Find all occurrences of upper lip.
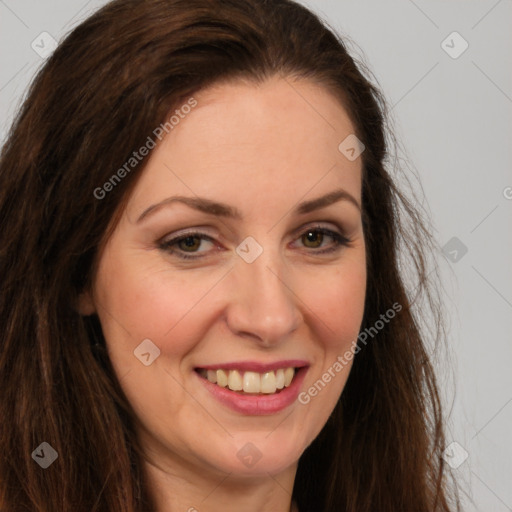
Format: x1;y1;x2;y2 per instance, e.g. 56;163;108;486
196;360;309;373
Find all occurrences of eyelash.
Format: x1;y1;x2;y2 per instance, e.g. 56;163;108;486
159;225;351;261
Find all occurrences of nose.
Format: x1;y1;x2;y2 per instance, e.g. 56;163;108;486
225;246;303;346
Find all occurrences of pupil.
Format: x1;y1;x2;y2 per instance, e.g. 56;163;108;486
305;230;322;247
182;236;199;250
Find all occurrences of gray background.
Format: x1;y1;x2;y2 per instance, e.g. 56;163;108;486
1;1;511;510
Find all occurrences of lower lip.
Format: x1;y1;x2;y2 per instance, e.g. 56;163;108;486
196;367;308;415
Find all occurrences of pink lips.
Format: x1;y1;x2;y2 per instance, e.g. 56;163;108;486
194;362;309;415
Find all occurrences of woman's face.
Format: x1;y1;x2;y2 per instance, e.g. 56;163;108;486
83;76;366;481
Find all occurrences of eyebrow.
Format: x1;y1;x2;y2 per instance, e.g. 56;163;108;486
136;188;361;223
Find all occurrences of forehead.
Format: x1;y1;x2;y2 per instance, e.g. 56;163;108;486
180;76;357;154
127;76;362;215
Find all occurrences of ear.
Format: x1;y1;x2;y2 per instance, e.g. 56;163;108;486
76;289;96;316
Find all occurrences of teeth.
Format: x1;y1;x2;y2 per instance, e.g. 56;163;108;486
228;370;243;391
216;369;228;387
275;369;285;389
260;371;276;394
202;367;297;394
284;367;294;387
243;371;261;393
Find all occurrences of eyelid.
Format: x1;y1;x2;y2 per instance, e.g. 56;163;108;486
158;222;351;261
289;224;351;251
158;230;219;253
291;219;344;237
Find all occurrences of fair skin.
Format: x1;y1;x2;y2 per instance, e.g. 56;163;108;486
80;76;366;512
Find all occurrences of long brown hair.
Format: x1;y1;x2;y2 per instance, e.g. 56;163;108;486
0;0;459;510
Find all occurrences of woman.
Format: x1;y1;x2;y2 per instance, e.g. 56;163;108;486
0;0;460;510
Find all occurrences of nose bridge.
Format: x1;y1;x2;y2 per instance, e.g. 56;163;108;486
227;238;302;344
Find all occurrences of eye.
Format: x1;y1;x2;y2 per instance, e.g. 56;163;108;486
159;225;351;260
159;232;217;260
292;226;351;254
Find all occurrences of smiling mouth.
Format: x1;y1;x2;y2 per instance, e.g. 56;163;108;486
195;367;297;395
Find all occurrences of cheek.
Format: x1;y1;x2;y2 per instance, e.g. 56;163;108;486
299;259;366;350
92;253;213;427
296;263;365;425
93;249;219;369
95;231;366;362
